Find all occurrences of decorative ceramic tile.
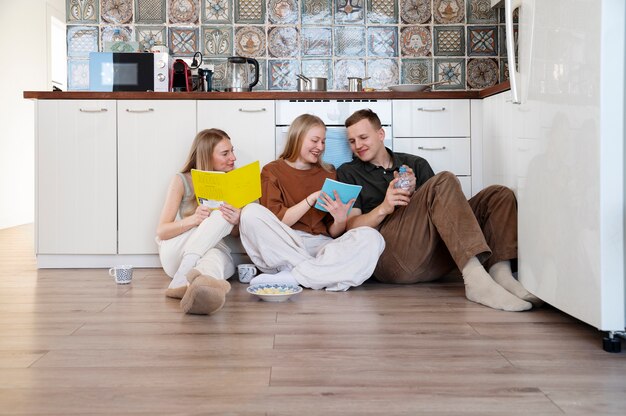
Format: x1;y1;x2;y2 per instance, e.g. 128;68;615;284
433;25;464;56
135;0;166;24
499;24;518;57
467;0;497;24
101;0;133;24
433;0;465;24
400;26;431;57
203;58;227;90
301;27;332;57
68;0;98;23
302;0;332;24
401;58;431;84
169;0;200;24
202;26;233;57
67;59;90;90
335;0;364;24
169;27;199;56
367;27;398;58
104;41;140;52
499;6;519;23
367;59;399;89
101;26;133;47
234;26;266;57
466;58;498;89
136;26;166;52
268;59;299;90
235;0;265;23
434;58;465;89
468;26;497;56
400;0;431;24
67;26;99;57
500;58;509;81
334;26;365;56
202;0;231;23
268;27;299;58
268;0;298;24
367;0;397;24
302;59;332;85
333;59;365;90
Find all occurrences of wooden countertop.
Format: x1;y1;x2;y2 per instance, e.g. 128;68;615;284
24;81;510;100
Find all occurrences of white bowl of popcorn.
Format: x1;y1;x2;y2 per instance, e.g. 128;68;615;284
246;284;303;302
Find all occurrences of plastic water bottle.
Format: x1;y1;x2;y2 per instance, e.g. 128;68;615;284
394;166;411;190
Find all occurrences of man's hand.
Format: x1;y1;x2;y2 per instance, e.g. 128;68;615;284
379;178;412;216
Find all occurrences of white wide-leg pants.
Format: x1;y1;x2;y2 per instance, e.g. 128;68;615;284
239;203;385;291
156;210;235;280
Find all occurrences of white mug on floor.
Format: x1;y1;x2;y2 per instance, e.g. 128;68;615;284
109;265;133;284
237;264;257;283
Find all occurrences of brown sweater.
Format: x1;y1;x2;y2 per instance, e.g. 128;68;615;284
260;160;336;236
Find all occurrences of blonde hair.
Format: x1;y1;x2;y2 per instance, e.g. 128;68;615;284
181;128;231;173
180;128;231;217
279;114;332;171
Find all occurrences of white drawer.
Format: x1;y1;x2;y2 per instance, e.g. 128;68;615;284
393;137;471;176
393;100;470;137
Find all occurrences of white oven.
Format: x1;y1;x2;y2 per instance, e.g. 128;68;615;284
275;99;392;168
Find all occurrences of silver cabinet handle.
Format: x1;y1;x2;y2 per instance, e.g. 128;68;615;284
79;108;108;113
125;108;154;113
238;108;267;113
418;146;447;151
417;107;446;112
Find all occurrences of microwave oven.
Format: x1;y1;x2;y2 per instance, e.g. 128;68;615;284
88;52;172;92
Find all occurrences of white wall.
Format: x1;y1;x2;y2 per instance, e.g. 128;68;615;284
0;0;64;229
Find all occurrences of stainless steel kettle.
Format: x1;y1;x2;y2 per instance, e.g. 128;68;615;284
224;56;259;92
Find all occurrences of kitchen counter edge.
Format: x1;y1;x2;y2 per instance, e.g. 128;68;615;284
24;82;509;100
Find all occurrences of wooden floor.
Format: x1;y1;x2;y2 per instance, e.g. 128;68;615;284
0;224;625;415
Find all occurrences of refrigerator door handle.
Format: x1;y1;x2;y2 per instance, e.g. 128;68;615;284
505;0;522;104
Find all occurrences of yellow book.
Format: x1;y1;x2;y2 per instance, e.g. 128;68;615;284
190;161;261;209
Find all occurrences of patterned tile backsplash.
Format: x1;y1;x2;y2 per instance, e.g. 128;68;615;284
66;0;515;91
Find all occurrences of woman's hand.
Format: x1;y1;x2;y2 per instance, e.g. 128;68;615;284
305;191;321;208
218;203;241;225
190;204;211;226
318;190;354;222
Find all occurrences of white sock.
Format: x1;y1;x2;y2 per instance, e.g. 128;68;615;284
169;253;200;289
249;270;299;287
462;257;532;312
489;261;543;306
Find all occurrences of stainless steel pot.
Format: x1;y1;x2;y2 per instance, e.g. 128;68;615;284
348;77;370;92
297;74;327;91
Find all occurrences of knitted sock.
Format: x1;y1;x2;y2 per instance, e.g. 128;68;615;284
462;257;532;312
489;261;543;306
249;270;299;287
169;253;200;289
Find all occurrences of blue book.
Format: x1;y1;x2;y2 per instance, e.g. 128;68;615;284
314;178;362;214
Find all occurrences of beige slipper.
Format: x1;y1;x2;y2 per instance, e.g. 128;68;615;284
180;274;231;315
165;285;187;299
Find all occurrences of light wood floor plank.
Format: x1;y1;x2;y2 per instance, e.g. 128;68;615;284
0;224;625;415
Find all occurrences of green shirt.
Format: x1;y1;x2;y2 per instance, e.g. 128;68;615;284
336;148;434;214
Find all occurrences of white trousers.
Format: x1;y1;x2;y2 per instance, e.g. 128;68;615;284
156;210;235;280
239;203;385;291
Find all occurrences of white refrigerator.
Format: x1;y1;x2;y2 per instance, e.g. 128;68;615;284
503;0;625;338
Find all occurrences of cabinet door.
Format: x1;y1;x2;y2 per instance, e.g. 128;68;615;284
117;101;196;254
394;137;472;198
393;100;470;137
197;101;275;168
36;100;117;254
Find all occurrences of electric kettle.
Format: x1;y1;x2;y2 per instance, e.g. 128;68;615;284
224;56;259;92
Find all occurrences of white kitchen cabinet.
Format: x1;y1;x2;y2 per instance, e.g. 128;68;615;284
36;100;117;254
392;99;473;197
197;100;275;169
117;100;197;254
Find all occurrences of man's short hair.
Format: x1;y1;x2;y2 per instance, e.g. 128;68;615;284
345;108;382;130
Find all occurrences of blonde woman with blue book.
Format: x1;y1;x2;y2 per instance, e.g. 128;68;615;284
239;114;385;291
